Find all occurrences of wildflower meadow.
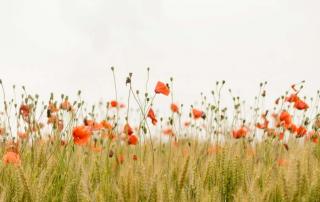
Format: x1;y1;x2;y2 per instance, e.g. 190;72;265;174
0;68;320;202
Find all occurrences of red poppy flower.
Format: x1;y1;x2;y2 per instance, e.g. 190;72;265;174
147;108;157;125
279;132;285;140
232;127;248;139
110;100;118;108
313;137;318;144
294;99;309;110
72;125;91;145
17;131;28;140
128;135;138;145
279;111;292;126
289;124;298;133
285;94;299;103
3;151;21;166
124;123;133;136
192;108;205;119
19;104;30;119
101;120;113;130
91;122;103;131
60;100;72;111
163;128;174;136
170;103;179;113
296;126;307;137
277;158;288;167
0;127;6;136
256;113;269;129
154;81;170;96
102;131;116;140
306;131;318;143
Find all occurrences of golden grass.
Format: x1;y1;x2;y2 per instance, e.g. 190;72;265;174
0;138;320;202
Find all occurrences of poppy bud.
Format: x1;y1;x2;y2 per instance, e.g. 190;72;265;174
126;77;131;85
108;150;114;158
132;154;138;161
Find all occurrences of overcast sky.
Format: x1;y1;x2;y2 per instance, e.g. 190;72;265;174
0;0;320;109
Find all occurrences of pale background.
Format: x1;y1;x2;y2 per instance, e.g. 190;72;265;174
1;0;319;111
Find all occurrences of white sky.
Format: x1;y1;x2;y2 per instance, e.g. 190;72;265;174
0;0;320;110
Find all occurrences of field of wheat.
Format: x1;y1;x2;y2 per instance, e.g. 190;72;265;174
0;68;320;202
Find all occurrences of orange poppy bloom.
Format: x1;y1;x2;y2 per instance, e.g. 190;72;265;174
163;128;174;136
306;131;318;143
172;140;179;147
154;81;170;96
72;125;91;145
83;120;102;131
91;122;104;131
110;100;118;108
48;102;59;113
170;103;179;113
232;127;248;139
124;123;133;136
117;154;125;164
285;94;299;103
279;132;285;140
294;99;309;110
0;127;5;136
296;126;307;137
102;132;116;140
288;124;298;133
192;108;205;119
17;131;28;140
119;103;126;108
128;134;138;145
60;100;72;111
3;151;21;166
313;138;319;144
147;108;157;125
184;121;191;127
19;104;30;119
101;120;113;130
279;111;292;126
256;113;269;129
277;158;288;167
